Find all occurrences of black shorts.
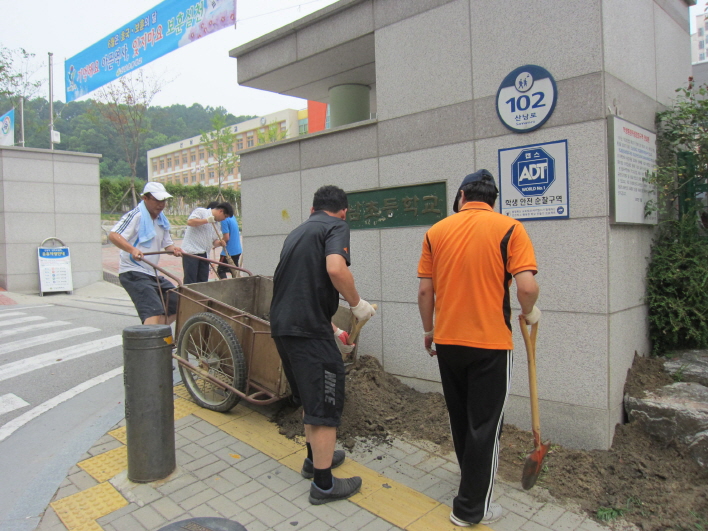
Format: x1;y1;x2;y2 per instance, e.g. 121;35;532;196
119;270;179;323
274;336;345;427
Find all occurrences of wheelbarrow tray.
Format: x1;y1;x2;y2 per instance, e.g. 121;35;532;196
174;275;287;402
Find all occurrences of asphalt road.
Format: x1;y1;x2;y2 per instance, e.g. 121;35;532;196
0;297;171;531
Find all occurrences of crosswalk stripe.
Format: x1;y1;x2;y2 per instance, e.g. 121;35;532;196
0;327;100;356
0;305;52;313
0;335;122;383
0;367;123;443
0;311;26;319
0;393;30;415
0;316;46;329
0;321;69;339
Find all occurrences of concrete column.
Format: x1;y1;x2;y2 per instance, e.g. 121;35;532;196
329;84;370;127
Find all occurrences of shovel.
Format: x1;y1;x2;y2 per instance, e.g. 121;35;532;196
347;304;378;345
518;316;550;490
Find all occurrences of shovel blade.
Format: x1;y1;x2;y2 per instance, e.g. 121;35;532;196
521;441;551;490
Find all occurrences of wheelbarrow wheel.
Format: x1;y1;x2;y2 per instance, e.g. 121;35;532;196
177;312;246;412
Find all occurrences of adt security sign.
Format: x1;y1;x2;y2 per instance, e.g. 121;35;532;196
512;148;555;196
499;140;569;221
496;65;557;133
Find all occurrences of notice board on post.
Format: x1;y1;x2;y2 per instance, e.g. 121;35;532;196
608;116;657;225
38;238;73;295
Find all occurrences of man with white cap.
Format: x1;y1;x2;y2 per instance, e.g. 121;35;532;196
109;182;183;324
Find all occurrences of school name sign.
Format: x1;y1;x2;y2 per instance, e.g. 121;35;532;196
65;0;236;102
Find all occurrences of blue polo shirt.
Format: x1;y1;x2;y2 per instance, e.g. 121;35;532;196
220;216;242;256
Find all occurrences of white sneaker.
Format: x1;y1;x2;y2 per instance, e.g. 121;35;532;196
449;504;503;526
481;503;503;524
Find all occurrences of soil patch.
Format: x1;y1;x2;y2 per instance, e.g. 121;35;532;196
275;355;453;452
273;355;708;530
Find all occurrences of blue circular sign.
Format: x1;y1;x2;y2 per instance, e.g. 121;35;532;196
496;65;558;133
511;147;556;196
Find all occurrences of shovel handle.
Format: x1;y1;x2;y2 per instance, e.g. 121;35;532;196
519;317;542;449
347;304;378;345
211;221;237;268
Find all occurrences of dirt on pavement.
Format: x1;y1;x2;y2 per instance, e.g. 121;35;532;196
274;355;708;530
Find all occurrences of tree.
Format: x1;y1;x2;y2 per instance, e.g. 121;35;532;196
645;78;708;355
257;120;288;145
93;71;166;206
199;113;238;200
0;45;43;100
0;45;44;147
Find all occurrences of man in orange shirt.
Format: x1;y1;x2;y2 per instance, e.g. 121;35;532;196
417;169;540;526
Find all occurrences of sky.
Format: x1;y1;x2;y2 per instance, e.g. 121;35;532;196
0;0;339;117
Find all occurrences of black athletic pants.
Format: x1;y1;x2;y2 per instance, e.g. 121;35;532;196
182;253;209;285
436;345;512;524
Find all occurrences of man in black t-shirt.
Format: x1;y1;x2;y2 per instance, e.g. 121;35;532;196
271;185;376;505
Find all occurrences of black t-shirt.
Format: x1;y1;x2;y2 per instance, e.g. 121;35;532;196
270;211;351;338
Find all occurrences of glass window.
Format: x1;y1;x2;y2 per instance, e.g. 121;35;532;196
182;156;188;164
700;40;705;50
247;138;254;147
209;171;214;179
167;159;172;168
183;176;188;184
190;154;196;161
159;161;164;169
152;164;157;172
701;53;706;61
199;152;205;160
700;28;705;37
237;140;243;150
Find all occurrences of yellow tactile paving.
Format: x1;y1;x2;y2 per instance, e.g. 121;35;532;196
173;384;191;400
355;476;440;529
51;482;127;529
219;410;303;460
173;397;202;419
407;503;494;531
278;448;308;472
108;426;126;445
194;402;253;426
78;446;127;482
72;520;105;531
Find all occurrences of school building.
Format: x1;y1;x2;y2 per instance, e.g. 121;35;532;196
228;0;694;450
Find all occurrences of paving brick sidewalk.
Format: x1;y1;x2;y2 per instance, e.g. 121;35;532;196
35;388;608;531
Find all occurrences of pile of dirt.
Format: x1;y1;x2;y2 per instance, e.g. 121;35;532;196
275;355;453;451
273;355;708;530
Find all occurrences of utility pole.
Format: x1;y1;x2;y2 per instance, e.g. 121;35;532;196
48;52;54;150
19;96;24;147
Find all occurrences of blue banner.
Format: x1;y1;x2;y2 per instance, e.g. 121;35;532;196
0;109;14;146
65;0;235;102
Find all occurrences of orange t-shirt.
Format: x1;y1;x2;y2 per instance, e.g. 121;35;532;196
417;202;537;350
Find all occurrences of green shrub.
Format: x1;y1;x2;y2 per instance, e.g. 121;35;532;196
646;215;708;355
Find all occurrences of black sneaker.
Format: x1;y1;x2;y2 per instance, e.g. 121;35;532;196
301;449;346;479
309;476;362;505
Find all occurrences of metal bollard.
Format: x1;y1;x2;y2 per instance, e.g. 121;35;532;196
123;324;176;483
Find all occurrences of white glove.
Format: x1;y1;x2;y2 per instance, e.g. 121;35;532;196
521;305;541;325
351;298;376;321
206;215;215;223
334;328;355;354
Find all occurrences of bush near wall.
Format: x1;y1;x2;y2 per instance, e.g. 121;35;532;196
646;216;708;355
100;178;241;218
647;81;708;355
